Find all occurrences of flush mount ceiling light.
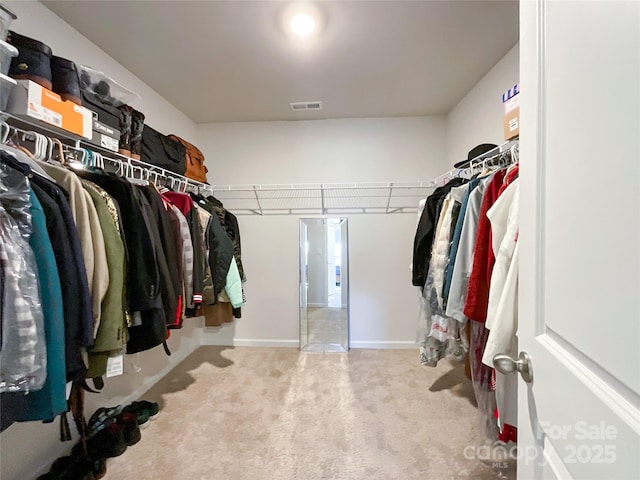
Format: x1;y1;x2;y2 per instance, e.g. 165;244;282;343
281;3;323;43
290;13;315;37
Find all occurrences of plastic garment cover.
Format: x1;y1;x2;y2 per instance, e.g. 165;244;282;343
418;189;468;367
469;319;499;439
0;160;47;393
418;264;467;367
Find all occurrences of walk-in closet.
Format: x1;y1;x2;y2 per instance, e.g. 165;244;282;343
0;1;638;479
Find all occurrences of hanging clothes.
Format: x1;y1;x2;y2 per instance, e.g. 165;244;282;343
412;178;467;289
463;168;516;323
78;172;166;354
138;185;181;330
0;157;47;394
206;205;235;302
81;180;129;378
418;183;468;366
161;190;204;311
39;161;109;339
29;173;93;381
413;146;520;443
482;178;520;443
445;176;491;322
202;197;246;317
18;189;67;421
194;204;215;307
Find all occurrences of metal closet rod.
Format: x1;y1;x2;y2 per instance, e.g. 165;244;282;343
0;118;213;194
430;138;519;187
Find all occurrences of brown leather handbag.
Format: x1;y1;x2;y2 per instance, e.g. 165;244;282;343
168;134;208;183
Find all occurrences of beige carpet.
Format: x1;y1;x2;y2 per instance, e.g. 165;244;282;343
103;347;515;480
305;307;348;345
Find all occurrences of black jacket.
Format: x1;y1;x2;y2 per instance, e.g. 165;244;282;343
29;172;93;381
412;178;467;288
139;186;181;328
206;211;235;302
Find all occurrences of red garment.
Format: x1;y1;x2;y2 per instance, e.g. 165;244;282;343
499;423;518;443
464;169;507;323
161;191;194;217
464;167;519;323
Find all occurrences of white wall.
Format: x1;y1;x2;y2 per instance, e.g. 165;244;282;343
447;43;519;166
197;117;449;348
0;3;203;479
2;0;197;141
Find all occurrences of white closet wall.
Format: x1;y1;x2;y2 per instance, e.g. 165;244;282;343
2;1;198;140
0;3;203;480
196;117;450;347
447;43;519;166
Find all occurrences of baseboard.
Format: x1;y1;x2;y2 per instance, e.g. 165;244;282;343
307;303;327;308
349;341;417;350
200;333;299;348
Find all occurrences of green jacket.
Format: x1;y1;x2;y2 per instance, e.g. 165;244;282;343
82;181;129;378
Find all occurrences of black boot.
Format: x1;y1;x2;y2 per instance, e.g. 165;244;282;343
130;109;145;160
51;56;82;105
7;30;52;90
118;105;133;157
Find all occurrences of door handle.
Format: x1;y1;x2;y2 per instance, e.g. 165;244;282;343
493;352;534;384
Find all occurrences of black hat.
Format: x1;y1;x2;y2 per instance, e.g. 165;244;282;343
454;143;498;169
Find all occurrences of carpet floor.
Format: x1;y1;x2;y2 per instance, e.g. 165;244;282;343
103;347;515;480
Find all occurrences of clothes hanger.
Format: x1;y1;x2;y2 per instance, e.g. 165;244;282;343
127;164;149;186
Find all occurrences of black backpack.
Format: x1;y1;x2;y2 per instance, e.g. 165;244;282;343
141;124;186;175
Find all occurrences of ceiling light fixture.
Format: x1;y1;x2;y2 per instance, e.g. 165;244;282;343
290;13;316;37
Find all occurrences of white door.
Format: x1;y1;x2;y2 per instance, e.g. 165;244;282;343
516;1;640;479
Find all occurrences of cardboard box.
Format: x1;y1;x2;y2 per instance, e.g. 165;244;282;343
87;118;120;152
93;118;120;140
6;80;92;139
90;130;119;152
502;83;520;140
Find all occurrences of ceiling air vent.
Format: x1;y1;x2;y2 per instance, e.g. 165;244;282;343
290;101;323;111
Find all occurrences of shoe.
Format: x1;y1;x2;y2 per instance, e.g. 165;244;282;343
7;30;52;90
87;405;122;436
50;56;82;105
83;423;128;458
37;455;98;480
122;400;159;424
130;109;145;160
118;105;133;157
116;412;142;445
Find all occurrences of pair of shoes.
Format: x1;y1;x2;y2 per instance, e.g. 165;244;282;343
37;454;106;480
87;405;122;437
75;423;127;459
74;411;142;460
7;30;82;105
118;106;145;159
122;400;159;425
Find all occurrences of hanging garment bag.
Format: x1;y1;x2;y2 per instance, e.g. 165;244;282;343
141;125;186;175
168;134;208;183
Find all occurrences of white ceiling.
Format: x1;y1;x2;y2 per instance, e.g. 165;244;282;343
43;0;518;124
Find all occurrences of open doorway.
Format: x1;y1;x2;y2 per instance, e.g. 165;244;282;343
299;218;349;352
